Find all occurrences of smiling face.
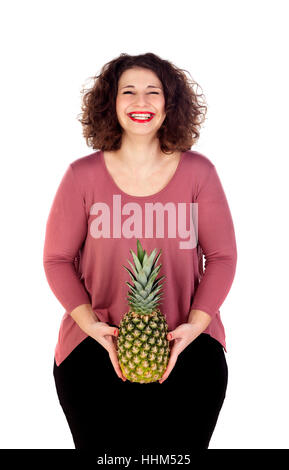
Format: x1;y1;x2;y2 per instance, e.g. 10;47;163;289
116;67;166;136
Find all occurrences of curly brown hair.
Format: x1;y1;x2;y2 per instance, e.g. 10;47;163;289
77;52;207;154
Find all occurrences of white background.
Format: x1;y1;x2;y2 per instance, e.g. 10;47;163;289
0;0;288;450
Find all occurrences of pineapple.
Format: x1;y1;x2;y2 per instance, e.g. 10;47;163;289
117;239;170;383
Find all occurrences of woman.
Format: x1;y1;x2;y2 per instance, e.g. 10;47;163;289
43;52;237;451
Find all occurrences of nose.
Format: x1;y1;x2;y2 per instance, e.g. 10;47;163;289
132;94;151;107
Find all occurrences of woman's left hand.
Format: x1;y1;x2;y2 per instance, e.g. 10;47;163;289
159;322;204;384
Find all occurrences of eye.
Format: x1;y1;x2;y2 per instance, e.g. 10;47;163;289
122;91;159;95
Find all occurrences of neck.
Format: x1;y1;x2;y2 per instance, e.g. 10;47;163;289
114;136;171;173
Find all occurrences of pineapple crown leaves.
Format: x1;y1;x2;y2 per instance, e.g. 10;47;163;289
123;239;166;304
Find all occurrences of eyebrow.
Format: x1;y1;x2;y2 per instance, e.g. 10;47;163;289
120;85;162;90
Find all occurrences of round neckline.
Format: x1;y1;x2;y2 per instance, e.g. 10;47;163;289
100;149;185;199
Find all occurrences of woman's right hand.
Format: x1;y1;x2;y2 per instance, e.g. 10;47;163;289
89;321;126;382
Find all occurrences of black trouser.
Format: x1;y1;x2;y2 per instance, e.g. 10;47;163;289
53;332;228;451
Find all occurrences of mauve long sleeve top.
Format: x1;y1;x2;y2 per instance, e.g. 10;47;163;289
43;149;237;366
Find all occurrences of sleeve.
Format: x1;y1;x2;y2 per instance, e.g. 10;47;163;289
190;164;237;318
43;163;91;314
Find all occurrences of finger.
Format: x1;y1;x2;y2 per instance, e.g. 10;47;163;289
167;331;174;341
167;329;179;341
160;339;188;383
108;326;119;337
108;345;127;381
97;337;126;381
159;350;179;383
102;327;119;351
112;328;119;349
167;324;188;342
104;332;118;347
99;324;119;338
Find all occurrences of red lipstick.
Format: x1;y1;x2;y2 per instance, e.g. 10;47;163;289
128;112;155;123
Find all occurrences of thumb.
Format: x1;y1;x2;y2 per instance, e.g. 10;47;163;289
167;330;175;341
111;327;119;337
167;325;183;341
100;326;119;350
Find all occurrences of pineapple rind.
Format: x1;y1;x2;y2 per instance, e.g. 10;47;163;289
117;308;169;383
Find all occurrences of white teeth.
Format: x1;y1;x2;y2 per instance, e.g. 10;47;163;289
130;114;152;119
